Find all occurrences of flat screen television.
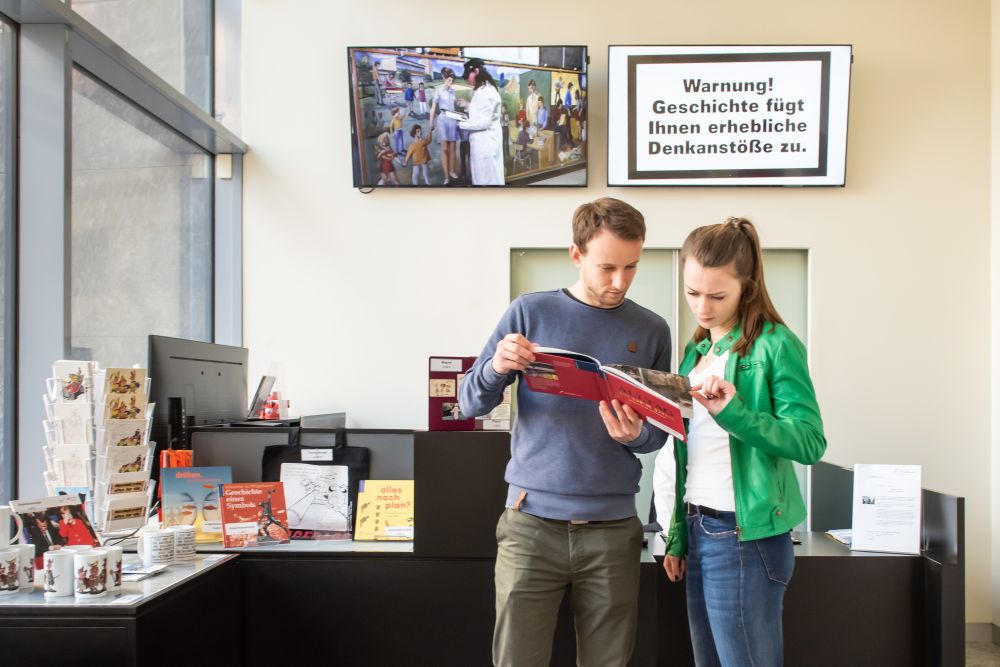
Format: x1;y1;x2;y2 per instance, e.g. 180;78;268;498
147;335;249;449
608;45;852;186
348;46;588;188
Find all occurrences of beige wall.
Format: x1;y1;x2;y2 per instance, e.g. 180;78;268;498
992;0;1000;631
243;0;992;620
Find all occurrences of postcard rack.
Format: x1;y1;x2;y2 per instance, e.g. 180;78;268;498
44;361;157;537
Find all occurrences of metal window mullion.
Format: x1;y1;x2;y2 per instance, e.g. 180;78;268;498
17;23;71;500
1;16;16;503
214;153;241;347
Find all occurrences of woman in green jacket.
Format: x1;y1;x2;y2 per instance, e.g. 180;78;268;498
659;217;826;667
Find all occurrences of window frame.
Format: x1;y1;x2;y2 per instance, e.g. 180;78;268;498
0;13;16;503
7;0;244;500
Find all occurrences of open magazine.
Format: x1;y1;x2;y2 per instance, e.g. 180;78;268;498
523;347;693;440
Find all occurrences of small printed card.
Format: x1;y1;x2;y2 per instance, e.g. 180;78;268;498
100;445;151;477
52;403;93;445
51;360;93;403
100;419;148;450
103;368;148;401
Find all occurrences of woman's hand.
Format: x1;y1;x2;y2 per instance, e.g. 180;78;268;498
598;399;644;444
691;375;737;416
664;555;686;582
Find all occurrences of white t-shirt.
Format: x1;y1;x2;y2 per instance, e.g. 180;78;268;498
684;351;736;511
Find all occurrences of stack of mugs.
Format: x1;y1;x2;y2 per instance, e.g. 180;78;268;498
0;505;198;600
40;545;124;599
136;525;197;568
0;505;30;596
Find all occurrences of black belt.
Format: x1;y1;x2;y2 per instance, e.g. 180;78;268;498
686;503;728;518
522;511;625;525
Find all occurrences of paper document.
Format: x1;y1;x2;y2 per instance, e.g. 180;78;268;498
850;464;921;554
824;529;852;546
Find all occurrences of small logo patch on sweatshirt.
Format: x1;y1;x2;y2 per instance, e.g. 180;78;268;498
627;342;638;353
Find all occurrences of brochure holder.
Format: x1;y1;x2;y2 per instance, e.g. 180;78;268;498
41;362;157;535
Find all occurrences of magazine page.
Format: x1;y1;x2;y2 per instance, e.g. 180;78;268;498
604;365;693;418
524;348;606;401
602;369;688;441
532;347;601;366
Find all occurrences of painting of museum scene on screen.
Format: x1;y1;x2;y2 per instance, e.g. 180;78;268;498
349;46;588;188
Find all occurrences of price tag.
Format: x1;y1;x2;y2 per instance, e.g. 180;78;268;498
301;449;333;462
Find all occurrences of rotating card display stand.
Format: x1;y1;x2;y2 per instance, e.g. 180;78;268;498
43;361;157;540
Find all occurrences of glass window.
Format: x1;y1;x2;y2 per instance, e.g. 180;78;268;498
214;0;241;134
71;0;212;112
71;68;212;367
0;18;13;503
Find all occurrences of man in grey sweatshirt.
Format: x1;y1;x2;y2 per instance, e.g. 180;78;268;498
459;197;671;667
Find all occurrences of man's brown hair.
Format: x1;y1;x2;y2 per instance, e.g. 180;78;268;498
571;198;645;252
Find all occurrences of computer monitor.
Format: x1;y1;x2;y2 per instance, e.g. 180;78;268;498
147;335;250;448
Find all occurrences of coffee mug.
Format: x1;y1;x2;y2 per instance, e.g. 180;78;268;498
102;545;123;591
74;550;107;598
0;506;24;545
136;528;174;567
16;543;34;590
43;549;75;598
0;547;20;594
167;525;196;561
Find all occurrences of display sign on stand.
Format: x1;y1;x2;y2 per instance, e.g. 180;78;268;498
850;463;922;555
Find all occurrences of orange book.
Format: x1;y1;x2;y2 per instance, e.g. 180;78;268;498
219;482;290;548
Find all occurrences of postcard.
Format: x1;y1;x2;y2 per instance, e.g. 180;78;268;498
10;494;100;551
103;367;148;399
100;418;148;451
428;379;456;397
103;394;147;421
100;445;151;477
52;403;93;445
51;360;93;403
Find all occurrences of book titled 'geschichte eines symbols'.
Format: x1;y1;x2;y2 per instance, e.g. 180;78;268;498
219;482;291;548
523;348;693;440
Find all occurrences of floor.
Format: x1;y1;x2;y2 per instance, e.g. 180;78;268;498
968;641;1000;666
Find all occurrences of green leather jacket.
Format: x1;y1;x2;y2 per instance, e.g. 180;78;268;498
664;322;826;557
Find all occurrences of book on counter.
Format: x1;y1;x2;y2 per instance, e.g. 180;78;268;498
523;347;693;440
160;466;232;543
824;529;852;546
219;482;291;548
354;480;414;541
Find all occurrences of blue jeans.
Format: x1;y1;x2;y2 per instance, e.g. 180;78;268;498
685;511;794;667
